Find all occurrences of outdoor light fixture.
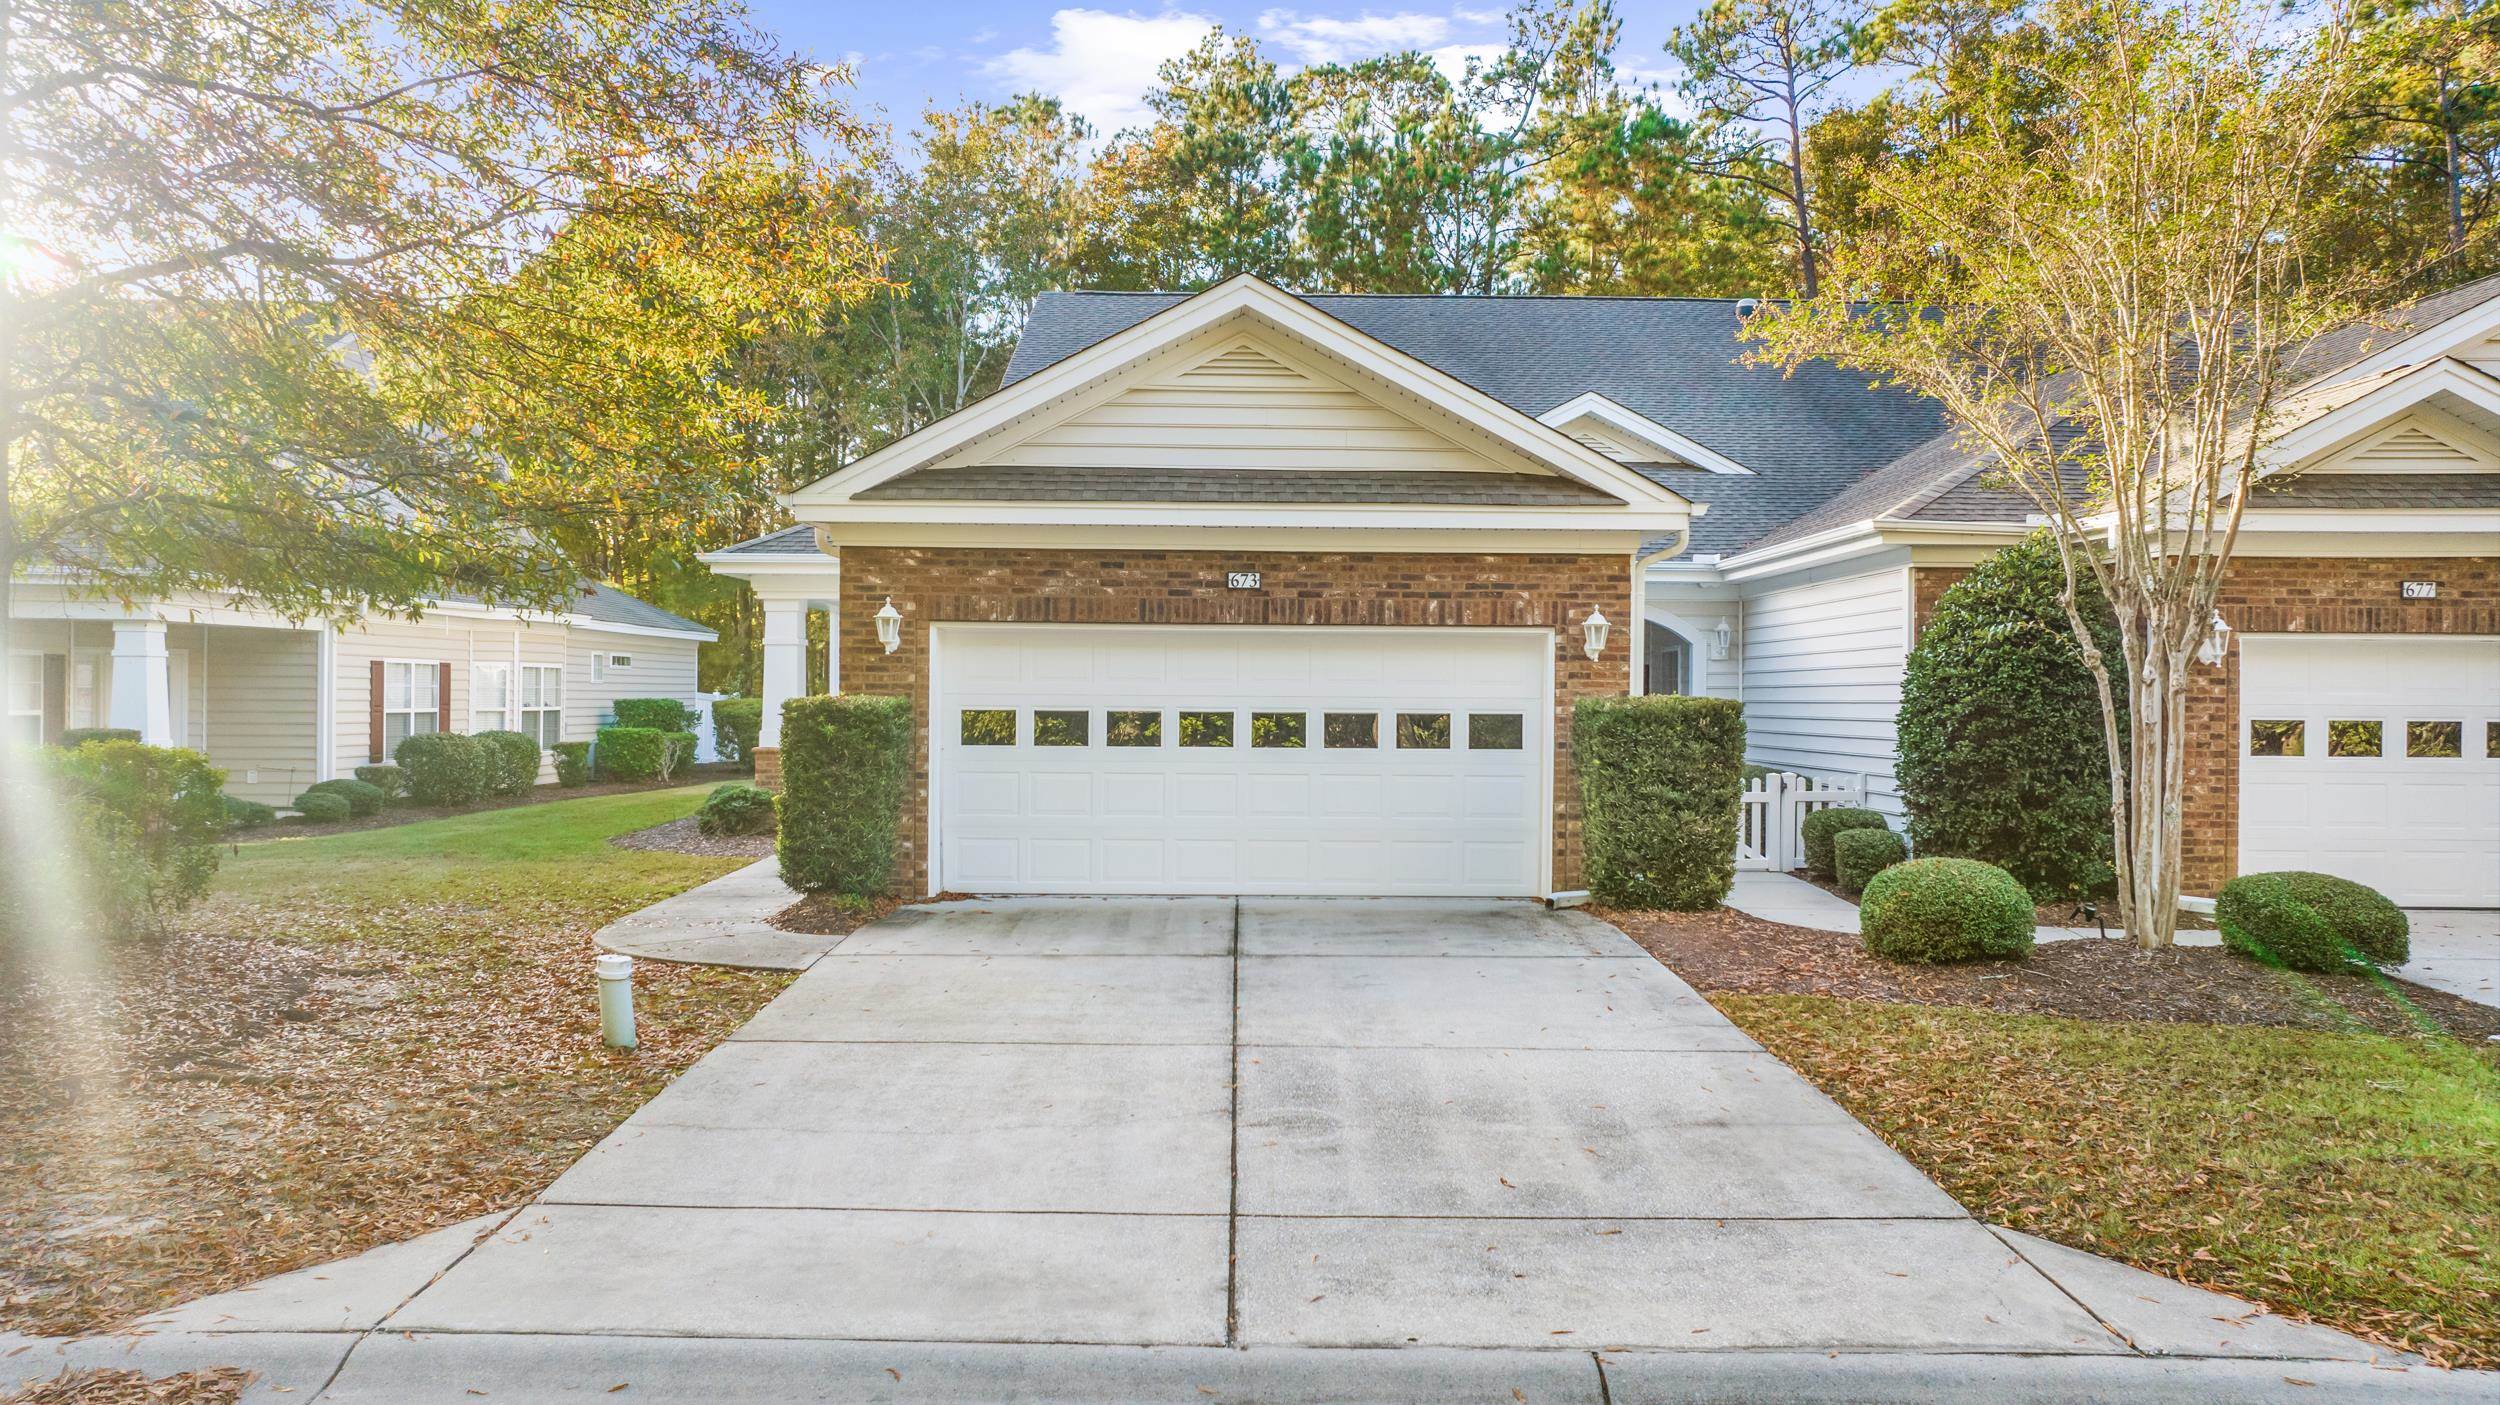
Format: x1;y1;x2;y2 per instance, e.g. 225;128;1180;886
1581;608;1610;662
874;597;903;655
2194;611;2233;667
1711;618;1733;660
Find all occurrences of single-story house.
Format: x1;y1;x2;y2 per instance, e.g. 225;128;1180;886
5;575;713;803
703;274;2500;906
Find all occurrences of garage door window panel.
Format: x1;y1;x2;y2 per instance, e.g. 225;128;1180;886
1179;711;1234;747
961;709;1017;746
1324;713;1378;749
1469;713;1525;750
1251;712;1305;748
1034;710;1089;746
2406;721;2462;758
2248;720;2304;757
1106;710;1162;747
2327;721;2382;758
1397;713;1452;749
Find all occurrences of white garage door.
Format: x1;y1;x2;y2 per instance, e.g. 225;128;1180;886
2239;635;2500;907
932;625;1550;896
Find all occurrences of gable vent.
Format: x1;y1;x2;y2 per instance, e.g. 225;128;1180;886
2353;426;2476;464
1177;345;1310;387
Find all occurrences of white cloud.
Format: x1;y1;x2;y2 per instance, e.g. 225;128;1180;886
1255;9;1455;65
985;8;1219;137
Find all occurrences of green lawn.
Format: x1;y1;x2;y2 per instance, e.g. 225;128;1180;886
208;785;744;958
1722;994;2500;1368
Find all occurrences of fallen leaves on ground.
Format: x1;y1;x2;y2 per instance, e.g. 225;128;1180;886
2;1368;250;1405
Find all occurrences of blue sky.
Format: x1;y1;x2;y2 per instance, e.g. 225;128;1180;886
746;3;1706;141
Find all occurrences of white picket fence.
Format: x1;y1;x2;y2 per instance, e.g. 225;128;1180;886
1737;770;1864;872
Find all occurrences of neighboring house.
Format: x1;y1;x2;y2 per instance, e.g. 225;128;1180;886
6;575;714;803
704;274;2500;906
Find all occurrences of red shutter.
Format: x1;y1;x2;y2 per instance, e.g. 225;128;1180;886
437;662;453;732
369;660;386;762
42;655;67;746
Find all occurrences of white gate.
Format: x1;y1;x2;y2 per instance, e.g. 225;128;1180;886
1737;770;1864;872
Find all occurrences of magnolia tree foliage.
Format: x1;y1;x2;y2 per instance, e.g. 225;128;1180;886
1752;0;2375;948
0;0;882;671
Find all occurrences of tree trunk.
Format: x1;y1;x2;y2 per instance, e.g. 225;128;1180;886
2111;633;2189;949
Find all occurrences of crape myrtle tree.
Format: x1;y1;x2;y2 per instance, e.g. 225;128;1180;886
1751;0;2377;949
0;0;882;680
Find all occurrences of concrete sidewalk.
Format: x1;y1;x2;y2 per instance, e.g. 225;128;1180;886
12;895;2489;1403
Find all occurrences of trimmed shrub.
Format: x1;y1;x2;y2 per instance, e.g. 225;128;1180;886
1834;826;1908;896
713;698;764;767
552;741;592;787
697;782;778;836
293;791;351;823
596;726;665;781
2217;871;2409;972
59;727;142;749
1898;532;2125;902
394;731;491;807
1572;695;1747;910
1800;807;1889;881
662;730;698;781
353;763;406;803
779;695;913;897
220;794;278;829
304;777;385;818
1861;858;2036;963
612;697;695;733
42;741;227;934
474;729;541;797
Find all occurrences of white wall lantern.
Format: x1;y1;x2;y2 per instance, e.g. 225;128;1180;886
1580;608;1610;662
874;597;903;655
1711;618;1733;661
2194;611;2233;667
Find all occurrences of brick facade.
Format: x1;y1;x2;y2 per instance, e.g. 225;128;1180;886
1909;565;1973;642
2183;555;2500;894
833;546;1635;896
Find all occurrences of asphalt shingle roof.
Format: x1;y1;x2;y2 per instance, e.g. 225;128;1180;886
854;465;1622;506
707;524;823;557
1001;291;1951;559
574;583;711;635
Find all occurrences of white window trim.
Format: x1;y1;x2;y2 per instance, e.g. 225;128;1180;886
521;663;564;746
6;650;43;745
472;660;511;733
381;658;443;756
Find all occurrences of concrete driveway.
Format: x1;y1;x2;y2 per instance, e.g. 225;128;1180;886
25;895;2484;1402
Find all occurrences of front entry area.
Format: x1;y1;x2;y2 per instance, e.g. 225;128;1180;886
2238;635;2500;907
931;625;1552;896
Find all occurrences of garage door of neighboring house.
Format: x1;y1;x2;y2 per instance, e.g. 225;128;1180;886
2238;635;2500;907
931;625;1551;896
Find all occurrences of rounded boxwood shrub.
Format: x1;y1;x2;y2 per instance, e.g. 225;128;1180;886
2216;871;2409;972
1572;695;1747;910
293;790;351;824
353;763;406;803
394;732;491;807
779;695;913;896
38;741;227;934
712;698;763;767
552;741;592;787
1800;807;1889;881
1834;825;1908;895
220;793;278;829
697;782;778;836
612;698;695;733
596;726;665;781
1860;857;2036;963
474;729;541;797
1898;532;2124;902
305;777;385;817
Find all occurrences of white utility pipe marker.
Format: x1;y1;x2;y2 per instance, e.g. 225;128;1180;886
596;953;636;1050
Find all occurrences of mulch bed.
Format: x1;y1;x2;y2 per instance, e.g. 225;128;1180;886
769;892;911;938
1602;905;2500;1042
1785;868;2213;931
245;767;747;840
609;816;775;859
3;1369;250;1405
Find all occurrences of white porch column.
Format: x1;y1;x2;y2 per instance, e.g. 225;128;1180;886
758;598;808;750
107;619;175;745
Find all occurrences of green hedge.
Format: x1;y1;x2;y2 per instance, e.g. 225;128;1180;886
1800;807;1889;881
1571;695;1745;910
220;794;277;829
59;727;142;749
352;763;405;802
474;729;541;797
662;730;698;781
778;695;913;897
304;777;385;817
552;741;592;787
595;726;665;781
1860;857;2035;963
697;782;778;836
2217;871;2409;972
42;741;227;934
613;697;694;733
394;732;491;806
1898;532;2124;901
294;791;351;824
712;698;764;767
1834;826;1907;895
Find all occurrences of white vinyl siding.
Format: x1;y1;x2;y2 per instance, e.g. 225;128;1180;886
568;633;699;740
2312;414;2497;474
1739;566;1913;817
973;337;1515;474
201;626;319;802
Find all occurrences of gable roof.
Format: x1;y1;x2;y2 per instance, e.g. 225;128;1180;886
1004;291;1947;557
